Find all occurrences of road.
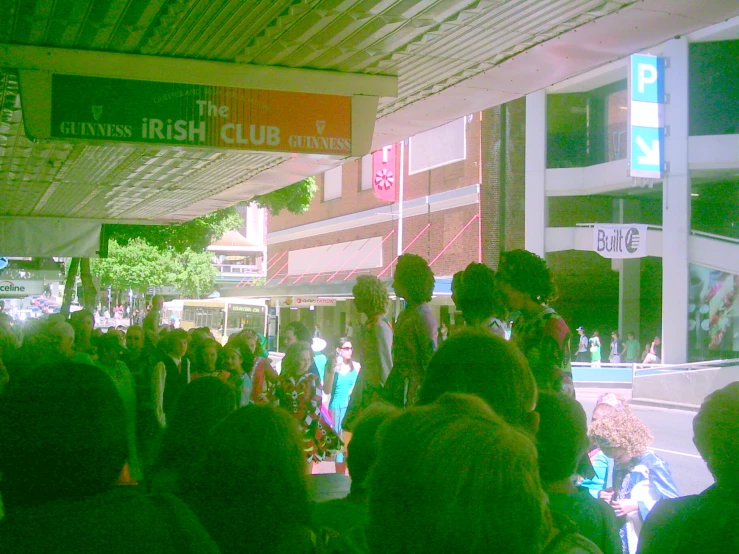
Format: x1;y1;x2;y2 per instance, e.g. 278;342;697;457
578;388;713;496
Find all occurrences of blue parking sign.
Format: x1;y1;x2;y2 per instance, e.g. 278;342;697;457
631;126;664;177
631;55;664;104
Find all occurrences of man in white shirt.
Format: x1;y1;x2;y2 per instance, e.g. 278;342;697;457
575;327;589;363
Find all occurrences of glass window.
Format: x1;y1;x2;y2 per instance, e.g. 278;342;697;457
408;118;466;174
690;40;739;136
323;166;342;201
360;155;373;190
605;89;628;162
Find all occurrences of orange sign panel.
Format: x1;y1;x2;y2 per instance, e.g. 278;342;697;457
51;75;352;155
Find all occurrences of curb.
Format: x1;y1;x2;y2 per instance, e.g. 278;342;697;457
629;397;700;412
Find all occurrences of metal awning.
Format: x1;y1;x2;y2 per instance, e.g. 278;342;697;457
1;1;737;226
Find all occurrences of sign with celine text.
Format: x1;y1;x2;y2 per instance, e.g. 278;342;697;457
0;279;45;297
629;54;665;179
593;224;648;259
50;75;352;155
372;144;397;202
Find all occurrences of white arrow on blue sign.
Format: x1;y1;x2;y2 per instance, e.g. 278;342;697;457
631;126;664;177
0;257;8;270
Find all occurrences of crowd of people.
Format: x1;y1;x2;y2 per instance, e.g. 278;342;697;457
0;249;736;554
574;327;663;365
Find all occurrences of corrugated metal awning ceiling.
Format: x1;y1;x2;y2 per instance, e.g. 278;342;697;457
1;0;738;222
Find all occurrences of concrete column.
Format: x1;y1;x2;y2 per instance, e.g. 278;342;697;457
525;90;548;257
661;37;691;364
615;199;641;338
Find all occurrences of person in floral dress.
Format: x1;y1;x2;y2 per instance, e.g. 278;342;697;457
496;249;575;397
277;341;341;464
384;254;438;408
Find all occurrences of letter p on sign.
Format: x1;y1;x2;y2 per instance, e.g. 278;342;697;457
630;54;664;104
638;64;658;93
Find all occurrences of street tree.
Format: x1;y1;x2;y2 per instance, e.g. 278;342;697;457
247;176;316;215
106;206;244;252
174;249;218;298
90;239;178;295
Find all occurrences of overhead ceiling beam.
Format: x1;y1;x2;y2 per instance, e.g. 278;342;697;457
0;44;397;98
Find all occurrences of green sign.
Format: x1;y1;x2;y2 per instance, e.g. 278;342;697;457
50;74;352;155
230;305;262;313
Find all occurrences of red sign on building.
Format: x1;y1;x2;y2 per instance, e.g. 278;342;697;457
372;144;396;202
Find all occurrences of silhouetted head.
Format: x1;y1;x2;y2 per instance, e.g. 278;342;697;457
368;393;548;554
420;329;538;433
693;382;739;486
496;250;555;311
535;392;590;484
353;275;390;317
0;362;127;510
346;403;398;491
156;377;237;475
184;404;309;553
393;254;435;304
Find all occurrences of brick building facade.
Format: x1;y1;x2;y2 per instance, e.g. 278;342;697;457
267;114;484;285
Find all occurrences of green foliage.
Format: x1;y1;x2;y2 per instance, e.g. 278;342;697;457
174;249;217;298
91;239;218;299
248;177;317;215
106;206;243;253
91;239;178;294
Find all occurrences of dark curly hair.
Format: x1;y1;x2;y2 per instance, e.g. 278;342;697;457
496;250;556;304
394;254;435;304
353;275;389;317
457;262;505;325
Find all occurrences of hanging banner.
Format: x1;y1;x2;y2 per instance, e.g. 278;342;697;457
372;144;396;202
48;74;352;155
593;224;648;259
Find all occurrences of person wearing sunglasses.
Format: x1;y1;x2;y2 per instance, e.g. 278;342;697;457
325;337;361;474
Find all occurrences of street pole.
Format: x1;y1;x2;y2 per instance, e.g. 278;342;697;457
397;140;405;260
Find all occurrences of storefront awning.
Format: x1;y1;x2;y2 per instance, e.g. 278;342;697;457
221;277;453;300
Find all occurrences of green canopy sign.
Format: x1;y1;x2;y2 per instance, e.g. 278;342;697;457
49;74;352;155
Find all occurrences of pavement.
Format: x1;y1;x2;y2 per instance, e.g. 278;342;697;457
577;387;713;497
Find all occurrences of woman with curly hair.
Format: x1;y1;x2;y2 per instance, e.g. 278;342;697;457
343;275;394;432
277;341;342;465
496;249;574;396
589;412;679;554
385;254;437;408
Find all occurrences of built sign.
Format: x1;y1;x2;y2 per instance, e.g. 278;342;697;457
48;75;352;156
629;54;665;179
0;279;45;297
594;224;648;259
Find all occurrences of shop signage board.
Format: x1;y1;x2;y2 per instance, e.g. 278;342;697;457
49;75;352;155
629;54;665;178
593;224;648;259
372;144;396;202
284;296;337;307
0;279;45;297
230;305;263;314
